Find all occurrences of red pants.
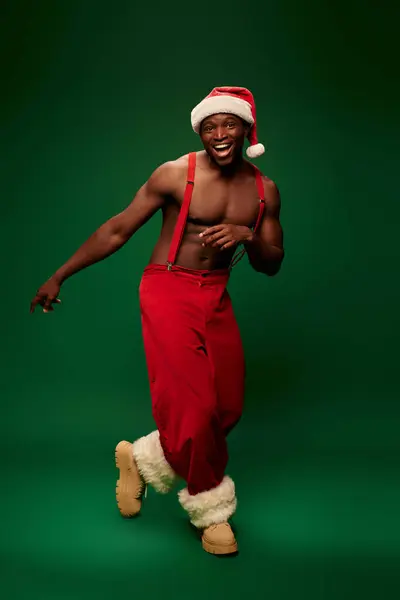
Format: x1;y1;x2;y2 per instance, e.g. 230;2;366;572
139;263;245;495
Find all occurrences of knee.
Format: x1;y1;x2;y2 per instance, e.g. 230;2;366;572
186;405;220;443
222;408;242;435
166;405;220;457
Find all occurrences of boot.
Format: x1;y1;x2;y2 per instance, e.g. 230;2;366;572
178;476;238;555
202;522;238;555
115;431;177;517
115;440;145;517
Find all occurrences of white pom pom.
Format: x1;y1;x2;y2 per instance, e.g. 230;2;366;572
246;143;265;158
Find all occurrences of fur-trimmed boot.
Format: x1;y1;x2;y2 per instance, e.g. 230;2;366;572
178;476;238;555
115;431;177;517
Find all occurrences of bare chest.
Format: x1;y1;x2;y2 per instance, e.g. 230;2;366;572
177;171;261;228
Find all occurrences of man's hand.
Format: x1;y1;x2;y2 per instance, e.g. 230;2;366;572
30;277;62;314
199;224;253;251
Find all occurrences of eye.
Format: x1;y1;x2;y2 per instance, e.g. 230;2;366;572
226;122;236;128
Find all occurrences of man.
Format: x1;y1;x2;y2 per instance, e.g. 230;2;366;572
30;86;284;556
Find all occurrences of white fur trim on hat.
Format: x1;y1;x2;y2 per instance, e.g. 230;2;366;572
246;143;265;158
132;430;177;494
178;475;237;529
191;96;254;133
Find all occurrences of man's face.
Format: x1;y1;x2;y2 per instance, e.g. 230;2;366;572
199;113;249;166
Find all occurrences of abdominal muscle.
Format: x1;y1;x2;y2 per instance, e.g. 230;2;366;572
148;221;237;271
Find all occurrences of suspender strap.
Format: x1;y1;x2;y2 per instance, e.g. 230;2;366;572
253;167;266;233
230;165;266;268
167;155;264;270
166;152;197;269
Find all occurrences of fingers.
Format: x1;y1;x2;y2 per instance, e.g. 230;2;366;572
43;296;61;313
210;235;234;248
199;225;237;250
42;298;52;313
199;224;248;250
199;225;225;239
220;240;237;250
200;229;237;249
30;296;40;313
30;295;61;314
220;238;237;250
200;230;228;246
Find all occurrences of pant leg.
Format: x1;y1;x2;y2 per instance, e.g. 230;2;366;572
205;287;245;436
139;268;228;495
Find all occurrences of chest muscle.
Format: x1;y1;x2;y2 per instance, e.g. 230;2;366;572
183;175;260;227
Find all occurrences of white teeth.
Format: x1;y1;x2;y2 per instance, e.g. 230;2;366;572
214;144;230;150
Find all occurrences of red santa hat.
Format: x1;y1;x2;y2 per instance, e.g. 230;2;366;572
191;86;265;158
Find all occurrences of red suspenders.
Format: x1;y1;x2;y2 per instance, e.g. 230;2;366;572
253;167;266;231
166;151;265;270
166;152;197;270
230;165;265;268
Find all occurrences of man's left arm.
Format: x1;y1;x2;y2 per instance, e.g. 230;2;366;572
244;179;284;276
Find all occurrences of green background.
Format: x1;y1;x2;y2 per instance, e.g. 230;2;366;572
1;1;399;598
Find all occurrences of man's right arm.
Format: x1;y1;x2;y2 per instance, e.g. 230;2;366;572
54;162;176;284
30;161;177;313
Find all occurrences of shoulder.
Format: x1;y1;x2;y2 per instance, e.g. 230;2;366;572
146;155;190;195
261;174;280;207
256;173;281;217
243;159;280;202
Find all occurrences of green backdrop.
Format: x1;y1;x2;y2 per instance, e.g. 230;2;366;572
1;1;399;598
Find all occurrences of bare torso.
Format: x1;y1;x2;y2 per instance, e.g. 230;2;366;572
29;150;282;315
149;151;266;270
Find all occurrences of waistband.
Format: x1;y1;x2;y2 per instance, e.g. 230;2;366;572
143;262;230;283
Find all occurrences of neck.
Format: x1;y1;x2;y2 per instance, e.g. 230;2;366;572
206;150;245;177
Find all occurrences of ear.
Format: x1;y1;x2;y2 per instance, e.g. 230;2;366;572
241;119;250;137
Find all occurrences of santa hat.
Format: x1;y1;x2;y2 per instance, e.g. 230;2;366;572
191;86;265;158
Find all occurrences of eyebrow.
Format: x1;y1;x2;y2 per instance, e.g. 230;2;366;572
202;116;239;128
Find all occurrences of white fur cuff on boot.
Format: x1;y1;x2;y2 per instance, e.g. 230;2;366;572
132;431;177;494
178;476;237;529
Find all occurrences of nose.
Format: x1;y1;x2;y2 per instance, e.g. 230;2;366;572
213;126;228;141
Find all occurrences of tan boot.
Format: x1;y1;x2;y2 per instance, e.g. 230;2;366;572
202;523;238;555
115;440;145;517
116;432;177;517
178;476;238;555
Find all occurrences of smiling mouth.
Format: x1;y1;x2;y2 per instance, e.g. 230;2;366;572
212;143;233;157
